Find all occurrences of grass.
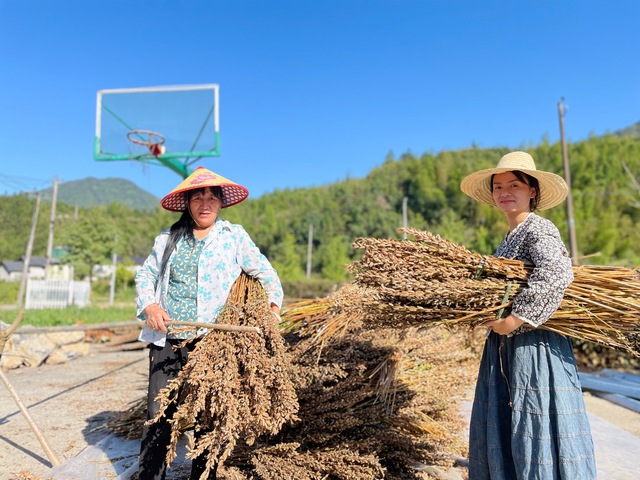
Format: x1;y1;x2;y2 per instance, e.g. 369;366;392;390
0;279;137;328
0;278;328;329
0;305;137;328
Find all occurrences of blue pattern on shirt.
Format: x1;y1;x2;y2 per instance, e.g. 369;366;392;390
135;217;283;346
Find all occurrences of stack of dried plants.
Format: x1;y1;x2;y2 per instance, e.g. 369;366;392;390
111;302;479;478
220;325;477;479
109;228;640;478
147;273;299;478
329;227;639;356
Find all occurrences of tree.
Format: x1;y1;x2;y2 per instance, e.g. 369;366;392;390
270;233;304;281
61;216;115;286
317;236;351;281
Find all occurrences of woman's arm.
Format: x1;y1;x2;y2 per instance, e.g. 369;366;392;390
234;225;284;309
135;232;171;331
510;222;573;328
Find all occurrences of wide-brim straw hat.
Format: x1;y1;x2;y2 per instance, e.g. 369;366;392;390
460;151;568;211
161;166;249;212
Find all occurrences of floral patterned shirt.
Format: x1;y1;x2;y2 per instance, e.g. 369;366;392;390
164;235;204;340
494;213;574;336
136;217;283;346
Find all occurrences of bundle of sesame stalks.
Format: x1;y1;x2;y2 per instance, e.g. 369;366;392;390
286;228;640;356
148;273;299;478
109;324;480;479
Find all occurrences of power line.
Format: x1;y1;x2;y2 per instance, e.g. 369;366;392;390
0;173;51;193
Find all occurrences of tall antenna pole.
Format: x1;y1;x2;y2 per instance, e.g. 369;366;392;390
557;98;579;265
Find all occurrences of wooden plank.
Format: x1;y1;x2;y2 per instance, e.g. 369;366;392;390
104;331;141;346
579;372;640;400
592;392;640;414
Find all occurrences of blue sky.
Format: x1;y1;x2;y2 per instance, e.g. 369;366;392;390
1;1;638;202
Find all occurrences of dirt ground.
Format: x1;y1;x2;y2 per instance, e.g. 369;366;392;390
0;346;148;480
1;343;640;480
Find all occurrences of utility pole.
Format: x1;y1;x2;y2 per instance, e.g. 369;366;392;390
46;177;59;264
17;194;41;309
557;98;579;265
306;224;313;279
109;235;118;305
402;197;408;240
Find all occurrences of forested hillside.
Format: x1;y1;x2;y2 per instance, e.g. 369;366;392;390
1;134;639;283
40;177;159;210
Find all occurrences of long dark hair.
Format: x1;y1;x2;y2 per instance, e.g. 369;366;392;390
491;170;540;211
158;186;225;283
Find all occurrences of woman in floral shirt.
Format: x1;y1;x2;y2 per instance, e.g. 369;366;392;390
460;151;596;479
135;166;283;480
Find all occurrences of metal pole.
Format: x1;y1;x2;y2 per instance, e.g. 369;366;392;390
557;99;579;265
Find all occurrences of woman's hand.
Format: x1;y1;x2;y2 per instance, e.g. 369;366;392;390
483;314;524;335
270;303;282;323
144;303;170;332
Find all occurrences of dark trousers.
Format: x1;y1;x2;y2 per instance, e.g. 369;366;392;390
138;339;217;480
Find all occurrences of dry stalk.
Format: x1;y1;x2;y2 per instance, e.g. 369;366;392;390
328;228;640;356
109;322;478;478
147;274;299;478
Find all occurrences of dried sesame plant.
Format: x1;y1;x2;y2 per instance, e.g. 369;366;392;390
343;227;640;356
222;325;478;479
110;308;479;478
147;273;299;478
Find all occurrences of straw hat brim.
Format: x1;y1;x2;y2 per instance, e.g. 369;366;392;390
460;167;568;211
160;167;249;212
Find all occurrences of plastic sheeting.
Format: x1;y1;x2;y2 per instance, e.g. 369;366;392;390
43;432;192;480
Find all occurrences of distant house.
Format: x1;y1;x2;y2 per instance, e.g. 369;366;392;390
0;261;23;281
92;256;146;280
0;257;48;282
46;263;74;281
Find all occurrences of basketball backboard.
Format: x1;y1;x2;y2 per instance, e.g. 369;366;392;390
94;84;219;178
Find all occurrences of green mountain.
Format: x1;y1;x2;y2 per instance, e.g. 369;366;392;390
40;177;159;211
614;121;640;137
31;121;638;211
2;127;639;274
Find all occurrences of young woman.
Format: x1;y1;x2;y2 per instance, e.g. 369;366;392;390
460;151;596;479
135;166;283;480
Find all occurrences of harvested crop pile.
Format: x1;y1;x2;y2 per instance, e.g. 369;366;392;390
111;228;640;478
145;274;299;477
245;325;479;479
110;274;480;479
292;228;639;357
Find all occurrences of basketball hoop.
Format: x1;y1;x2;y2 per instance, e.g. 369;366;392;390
127;129;166;157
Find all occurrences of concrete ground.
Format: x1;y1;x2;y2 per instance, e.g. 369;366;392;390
459;390;640;480
1;345;639;480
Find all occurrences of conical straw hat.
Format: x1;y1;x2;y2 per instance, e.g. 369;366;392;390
460;151;568;210
161;166;249;212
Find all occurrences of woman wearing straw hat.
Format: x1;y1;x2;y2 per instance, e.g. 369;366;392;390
460;151;596;479
135;166;283;480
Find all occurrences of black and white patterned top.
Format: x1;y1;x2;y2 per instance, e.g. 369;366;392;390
494;213;574;336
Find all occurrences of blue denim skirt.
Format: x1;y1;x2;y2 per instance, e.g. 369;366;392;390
468;329;597;480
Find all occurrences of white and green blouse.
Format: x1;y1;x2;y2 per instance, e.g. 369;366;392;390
136;217;283;346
